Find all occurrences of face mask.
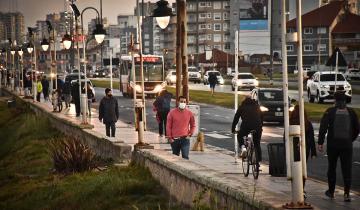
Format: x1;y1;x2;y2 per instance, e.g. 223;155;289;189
178;102;186;110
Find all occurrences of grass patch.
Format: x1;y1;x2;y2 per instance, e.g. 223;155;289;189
0;100;193;210
91;80;120;89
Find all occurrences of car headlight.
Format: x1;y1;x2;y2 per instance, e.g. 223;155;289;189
135;85;142;92
153;84;163;93
320;84;330;89
345;84;351;89
254;80;259;86
260;106;269;112
289;106;295;112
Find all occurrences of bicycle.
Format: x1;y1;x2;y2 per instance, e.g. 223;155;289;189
241;130;260;179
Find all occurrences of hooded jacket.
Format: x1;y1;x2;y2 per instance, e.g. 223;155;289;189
99;95;119;124
231;98;262;132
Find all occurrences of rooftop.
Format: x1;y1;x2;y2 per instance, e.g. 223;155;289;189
333;12;360;33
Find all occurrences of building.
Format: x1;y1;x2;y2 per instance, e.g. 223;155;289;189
117;15;138;55
0;12;25;43
286;0;360;71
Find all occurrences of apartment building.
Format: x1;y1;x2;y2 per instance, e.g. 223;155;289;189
0;12;25;42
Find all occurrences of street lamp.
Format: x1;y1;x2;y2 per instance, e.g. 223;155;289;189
62;33;72;50
27;42;34;54
93;24;106;44
152;0;174;29
41;38;50;51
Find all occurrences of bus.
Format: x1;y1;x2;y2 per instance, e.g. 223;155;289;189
119;54;166;98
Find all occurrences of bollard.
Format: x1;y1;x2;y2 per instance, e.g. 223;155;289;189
138;120;144;144
81;94;87;124
283;125;313;209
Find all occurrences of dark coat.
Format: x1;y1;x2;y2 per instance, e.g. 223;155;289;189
62;82;71;94
41;79;49;90
231;98;263;132
208;74;218;85
70;82;80;101
318;106;359;149
99;96;119;124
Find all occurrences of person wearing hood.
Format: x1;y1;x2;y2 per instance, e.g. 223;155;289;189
166;96;195;159
318;91;359;202
153;90;173;137
231;96;263;164
99;88;119;137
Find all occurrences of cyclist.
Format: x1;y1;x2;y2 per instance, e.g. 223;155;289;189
231;96;263;165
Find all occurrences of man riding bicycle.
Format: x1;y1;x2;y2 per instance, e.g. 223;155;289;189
231;96;263;165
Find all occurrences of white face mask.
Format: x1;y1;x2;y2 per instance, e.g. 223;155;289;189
178;102;186;110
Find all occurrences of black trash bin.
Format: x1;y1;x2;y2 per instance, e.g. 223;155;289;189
267;143;286;177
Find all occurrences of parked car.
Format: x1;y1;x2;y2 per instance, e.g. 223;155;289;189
65;73;85;83
251;88;293;123
203;70;224;85
307;71;352;103
188;66;202;83
165;70;177;85
344;68;360;80
231;73;259;91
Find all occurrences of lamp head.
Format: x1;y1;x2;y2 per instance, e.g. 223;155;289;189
41;38;50;51
62;33;72;50
93;24;106;44
152;0;173;29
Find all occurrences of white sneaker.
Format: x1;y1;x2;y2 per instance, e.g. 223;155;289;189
240;146;247;158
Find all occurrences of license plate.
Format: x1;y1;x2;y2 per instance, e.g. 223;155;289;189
275;112;283;116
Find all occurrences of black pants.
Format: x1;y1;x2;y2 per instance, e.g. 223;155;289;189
105;122;116;137
237;127;262;162
158;110;169;136
36;92;41;102
74;98;80;116
43;88;49;100
327;147;353;194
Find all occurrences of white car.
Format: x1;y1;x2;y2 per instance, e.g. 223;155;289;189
231;73;259;91
203;70;224;85
344;68;360;80
188;66;202;83
307;71;352;103
165;70;177;85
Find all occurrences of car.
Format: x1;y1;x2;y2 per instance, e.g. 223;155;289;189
344;68;360;80
93;69;107;78
165;70;177;85
203;70;224;85
307;71;352;103
251;88;293;123
188;66;202;83
65;73;85;83
231;73;259;91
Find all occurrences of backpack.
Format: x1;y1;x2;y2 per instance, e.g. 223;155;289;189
332;108;351;140
162;95;171;111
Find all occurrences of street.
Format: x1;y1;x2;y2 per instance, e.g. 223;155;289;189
94;87;360;192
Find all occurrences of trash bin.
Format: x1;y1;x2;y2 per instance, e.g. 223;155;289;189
267;143;286;177
7;99;16;108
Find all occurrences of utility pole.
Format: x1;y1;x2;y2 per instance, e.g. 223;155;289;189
269;0;274;85
179;0;189;103
69;0;75;70
175;0;182;105
234;30;239;163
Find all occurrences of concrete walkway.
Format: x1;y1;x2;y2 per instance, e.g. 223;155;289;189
8;89;360;210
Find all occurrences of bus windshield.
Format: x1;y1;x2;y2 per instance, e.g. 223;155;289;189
134;64;163;81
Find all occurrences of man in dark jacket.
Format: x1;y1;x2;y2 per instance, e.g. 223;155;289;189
62;81;72;108
41;76;49;101
153;90;173;137
70;81;81;116
99;88;119;137
208;73;218;96
318;91;359;202
231;96;263;163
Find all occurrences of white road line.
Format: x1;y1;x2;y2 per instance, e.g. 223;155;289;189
215;114;220;117
205;133;231;139
201;128;207;130
205;112;210;115
263;133;283;138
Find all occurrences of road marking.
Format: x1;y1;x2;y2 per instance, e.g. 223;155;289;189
205;112;210;115
354;162;360;165
215;114;220;117
263;132;283;138
201;128;207;130
205;133;231;139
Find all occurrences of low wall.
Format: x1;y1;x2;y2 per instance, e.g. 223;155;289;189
133;149;283;210
2;88;132;162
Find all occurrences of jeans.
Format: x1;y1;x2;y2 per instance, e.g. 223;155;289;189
327;147;353;194
237;127;262;162
105;122;116;137
158;110;169;136
170;137;190;159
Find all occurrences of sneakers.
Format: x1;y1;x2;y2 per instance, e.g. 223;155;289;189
325;190;334;200
344;193;351;202
240;146;247;158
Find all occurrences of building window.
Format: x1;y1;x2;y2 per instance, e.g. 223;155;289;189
145;34;149;39
214;34;221;42
318;44;326;52
199;13;206;19
223;34;229;41
206;2;212;7
207;24;212;29
214;23;221;31
145;41;150;47
223;2;229;9
304;44;313;51
286;45;294;52
214;45;221;49
199;35;206;41
214;2;221;9
224;42;230;50
317;27;326;34
223;23;228;31
223;12;229;20
199;24;206;29
304;27;313;34
214;13;221;20
207;13;212;18
199;2;206;7
287;28;294;33
207;34;212;41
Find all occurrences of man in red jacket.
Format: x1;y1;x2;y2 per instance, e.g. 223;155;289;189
166;96;196;159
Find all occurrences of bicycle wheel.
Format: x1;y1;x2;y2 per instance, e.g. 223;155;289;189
251;147;259;179
242;150;250;177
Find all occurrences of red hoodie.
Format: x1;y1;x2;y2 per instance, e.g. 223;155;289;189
166;108;196;139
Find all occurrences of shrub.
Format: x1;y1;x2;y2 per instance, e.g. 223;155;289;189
49;138;96;174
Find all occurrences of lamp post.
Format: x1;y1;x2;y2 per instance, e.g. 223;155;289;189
10;41;16;92
17;47;24;95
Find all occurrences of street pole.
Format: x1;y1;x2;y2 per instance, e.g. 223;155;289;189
175;0;182;106
335;51;338;92
179;0;189;103
269;0;274;85
33;39;37;102
50;32;53;95
234;30;239;163
54;30;57;90
110;48;113;89
281;0;291;178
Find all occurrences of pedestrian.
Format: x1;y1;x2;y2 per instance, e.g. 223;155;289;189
231;96;263;168
62;81;72;108
318;91;359;202
70;80;81;117
208;72;218;96
166;96;195;159
41;76;49;101
99;88;119;137
84;83;95;116
36;76;42;102
153;89;173;137
289;104;317;198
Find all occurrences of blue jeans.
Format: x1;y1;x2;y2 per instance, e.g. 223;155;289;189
170;137;190;159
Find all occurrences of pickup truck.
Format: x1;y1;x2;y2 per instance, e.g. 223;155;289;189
306;71;352;103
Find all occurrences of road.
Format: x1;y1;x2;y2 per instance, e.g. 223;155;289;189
94;87;360;192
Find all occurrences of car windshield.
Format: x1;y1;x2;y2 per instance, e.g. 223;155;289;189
171;71;176;75
133;64;163;81
320;74;345;81
209;72;220;76
350;70;359;73
188;68;198;72
259;90;283;101
238;74;255;79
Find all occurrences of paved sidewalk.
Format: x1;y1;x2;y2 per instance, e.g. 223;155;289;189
12;90;360;210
